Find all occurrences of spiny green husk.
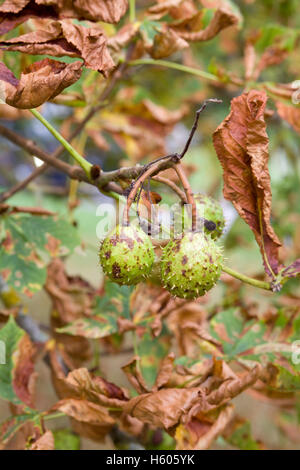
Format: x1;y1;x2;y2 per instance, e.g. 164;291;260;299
194;194;225;239
173;194;225;239
161;232;223;299
99;224;154;285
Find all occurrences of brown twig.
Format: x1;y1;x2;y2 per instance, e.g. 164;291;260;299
122;155;181;225
174;162;197;231
0;203;56;216
152;175;187;203
179;99;222;160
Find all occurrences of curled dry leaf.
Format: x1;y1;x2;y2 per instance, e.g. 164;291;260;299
0;20;114;75
171;6;239;42
51;398;115;442
175;404;234;450
0;59;82;109
45;259;94;368
276;101;300;135
52;398;115;426
147;26;189;59
49;352;129;408
0;0;128;34
213;90;282;279
253;47;288;81
147;0;198;20
29;430;55;450
282;259;300;279
49;353;129;442
108;23;139;53
123;365;261;430
89;88;188;160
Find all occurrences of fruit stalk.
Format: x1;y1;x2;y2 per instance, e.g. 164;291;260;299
222;265;272;291
174;162;197;231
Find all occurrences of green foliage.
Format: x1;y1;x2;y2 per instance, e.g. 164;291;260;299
57;282;133;338
0;214;80;295
53;429;81;450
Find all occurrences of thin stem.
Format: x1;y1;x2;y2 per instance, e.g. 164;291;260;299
129;0;136;22
43;412;66;422
128;58;220;83
179;99;222;159
30;109;92;178
152;175;187;203
174;163;197;231
222;265;272;291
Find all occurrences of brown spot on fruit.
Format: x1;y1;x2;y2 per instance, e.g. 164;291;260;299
182;255;188;265
104;250;111;259
112;263;121;278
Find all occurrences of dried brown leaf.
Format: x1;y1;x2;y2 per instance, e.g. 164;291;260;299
0;58;82;109
122;356;150;394
0;0;128;34
175;404;234;450
172;6;239;42
29;431;55;450
213;90;282;279
52;398;115;426
282;259;300;279
0;20;114;75
123;387;201;429
45;259;95;368
148;26;189;59
154;353;175;390
276;101;300;134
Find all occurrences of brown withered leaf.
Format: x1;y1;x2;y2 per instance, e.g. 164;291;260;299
89;88;188;161
108;23;139;53
49;351;129;409
45;259;94;368
171;6;239;42
282;259;300;279
0;59;82;109
0;0;128;34
122;356;150;394
123;387;201;429
276;101;300;134
29;430;55;450
147;0;198;20
51;398;115;442
213;90;282;279
0;20;114;75
154;353;175;390
175;404;234;450
71;0;128;23
123;365;261;430
146;25;189;59
52;398;115;426
253;47;288;81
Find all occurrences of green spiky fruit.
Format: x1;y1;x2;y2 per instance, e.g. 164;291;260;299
194;194;225;239
99;224;154;285
161;232;223;299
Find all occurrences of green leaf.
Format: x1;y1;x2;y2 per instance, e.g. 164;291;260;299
225;419;261;450
57;282;133;339
136;323;172;389
0;316;26;404
0;316;36;407
0;213;80;295
0;411;41;446
53;429;80;450
140;19;162;44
